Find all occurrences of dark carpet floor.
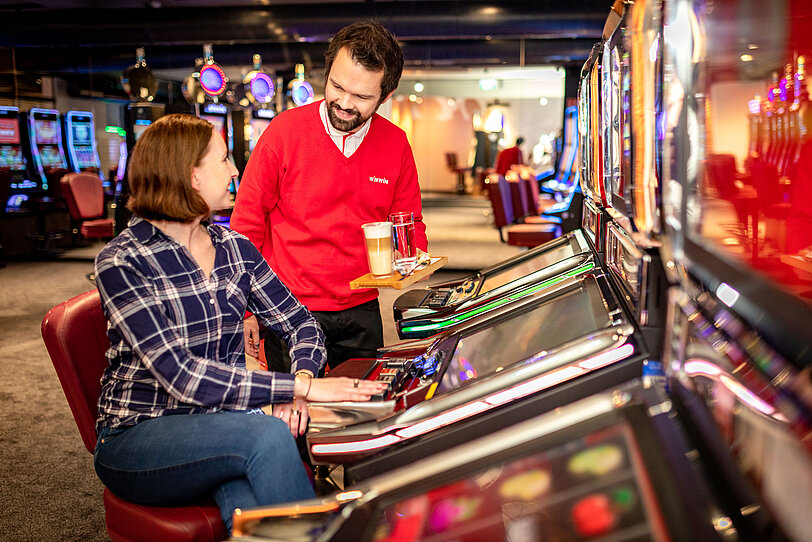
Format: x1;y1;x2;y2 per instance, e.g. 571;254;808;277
0;196;522;541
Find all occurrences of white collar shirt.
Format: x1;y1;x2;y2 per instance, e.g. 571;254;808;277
319;100;372;158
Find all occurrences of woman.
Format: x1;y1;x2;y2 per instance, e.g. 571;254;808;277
93;114;386;532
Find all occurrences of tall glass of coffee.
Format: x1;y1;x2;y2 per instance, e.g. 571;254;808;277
361;221;394;278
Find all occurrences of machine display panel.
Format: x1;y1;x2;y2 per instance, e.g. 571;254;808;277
39;145;64;169
366;422;664;542
70;121;92;146
0;145;25;170
34;118;59;145
437;277;609;393
0;118;19;144
478;241;579;294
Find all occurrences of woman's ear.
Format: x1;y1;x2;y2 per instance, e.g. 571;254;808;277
190;168;201;191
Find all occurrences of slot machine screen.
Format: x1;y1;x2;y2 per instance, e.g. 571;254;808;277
0;118;19;144
34;119;59;145
71;121;93;146
39;145;64;169
478;242;580;295
0;145;25;170
201;115;227;144
366;422;666;542
437;277;609;393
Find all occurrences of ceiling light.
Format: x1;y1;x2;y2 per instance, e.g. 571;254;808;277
539;97;549;106
479;78;498;91
413;82;424;92
740;54;754;62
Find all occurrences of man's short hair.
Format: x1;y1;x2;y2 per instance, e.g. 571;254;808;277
324;20;404;102
126;114;212;223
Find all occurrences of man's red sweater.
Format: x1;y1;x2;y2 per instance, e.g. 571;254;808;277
231;101;427;312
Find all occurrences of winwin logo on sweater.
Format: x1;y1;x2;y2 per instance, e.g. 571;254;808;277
369;175;390;185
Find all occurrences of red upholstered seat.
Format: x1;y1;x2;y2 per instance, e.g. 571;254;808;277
41;290;227;542
506;223;557;247
484;174;560;247
60;172;114;241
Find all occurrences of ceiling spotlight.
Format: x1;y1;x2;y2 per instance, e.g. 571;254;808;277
413;82;424;93
539;97;549;106
740;54;754;62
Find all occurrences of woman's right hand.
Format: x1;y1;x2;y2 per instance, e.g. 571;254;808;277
297;376;389;403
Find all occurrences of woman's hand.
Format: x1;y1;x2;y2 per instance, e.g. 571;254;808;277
300;376;389;403
272;397;309;436
244;315;261;359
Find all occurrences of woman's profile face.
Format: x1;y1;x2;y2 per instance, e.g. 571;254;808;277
191;129;238;214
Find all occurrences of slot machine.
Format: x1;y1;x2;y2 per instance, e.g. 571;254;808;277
116;48;164;235
0;106;37;210
243;54;276;159
660;0;812;538
23;108;68;196
196;45;236;201
287;63;315;108
63;111;106;190
579;43;610;258
236;383;790;541
540;104;580;193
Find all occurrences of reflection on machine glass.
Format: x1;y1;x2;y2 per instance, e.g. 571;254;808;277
437;280;606;393
479;243;577;295
367;423;664;542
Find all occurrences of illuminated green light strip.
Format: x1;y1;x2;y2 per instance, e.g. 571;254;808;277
401;261;595;333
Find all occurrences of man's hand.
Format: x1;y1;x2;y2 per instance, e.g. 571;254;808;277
244;315;261;359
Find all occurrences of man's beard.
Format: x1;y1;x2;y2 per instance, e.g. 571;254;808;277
327;101;370;132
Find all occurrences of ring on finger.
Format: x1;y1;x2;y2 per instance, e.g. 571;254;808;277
353;378;360;388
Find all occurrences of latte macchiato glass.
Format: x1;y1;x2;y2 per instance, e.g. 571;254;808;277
361;221;394;278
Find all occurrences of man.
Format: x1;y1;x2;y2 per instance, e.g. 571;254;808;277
231;21;427;374
495;136;525;176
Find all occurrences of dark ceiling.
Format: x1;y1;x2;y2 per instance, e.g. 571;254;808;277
0;0;612;78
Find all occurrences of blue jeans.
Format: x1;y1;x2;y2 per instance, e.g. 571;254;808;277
94;411;315;532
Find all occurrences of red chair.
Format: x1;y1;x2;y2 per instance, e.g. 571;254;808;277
484;174;558;247
41;290;227;542
60;172;115;242
445;152;470;194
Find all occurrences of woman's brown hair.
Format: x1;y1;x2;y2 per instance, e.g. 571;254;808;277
126;113;213;222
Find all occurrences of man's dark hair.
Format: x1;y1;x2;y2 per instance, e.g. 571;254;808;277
517;137;525;145
324;21;404;102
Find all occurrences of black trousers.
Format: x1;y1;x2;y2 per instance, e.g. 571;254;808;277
262;298;384;375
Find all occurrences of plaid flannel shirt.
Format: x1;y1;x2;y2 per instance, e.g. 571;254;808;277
94;217;325;431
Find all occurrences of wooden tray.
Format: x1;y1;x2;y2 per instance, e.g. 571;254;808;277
350;256;448;290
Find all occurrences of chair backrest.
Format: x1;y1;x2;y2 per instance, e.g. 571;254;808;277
706;153;738;200
61;172;106;221
518;167;541;207
484;173;515;228
41;289;109;454
445;152;459;171
505;169;532;218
